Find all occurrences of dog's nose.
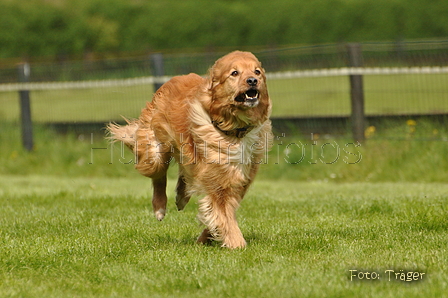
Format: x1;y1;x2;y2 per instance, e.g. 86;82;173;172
246;77;258;87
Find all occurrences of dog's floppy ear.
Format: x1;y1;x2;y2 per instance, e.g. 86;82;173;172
207;66;220;90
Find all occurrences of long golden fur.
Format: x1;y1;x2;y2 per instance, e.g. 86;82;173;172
107;51;272;248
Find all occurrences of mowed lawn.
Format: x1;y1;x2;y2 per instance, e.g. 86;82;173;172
1;175;447;297
1;73;448;122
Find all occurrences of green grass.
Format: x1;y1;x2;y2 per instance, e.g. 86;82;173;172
1;176;447;297
0;84;153;123
269;73;448;117
1;73;448;122
1;119;447;182
0;121;447;297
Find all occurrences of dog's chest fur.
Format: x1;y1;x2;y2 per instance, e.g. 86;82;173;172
188;99;268;162
172;98;271;193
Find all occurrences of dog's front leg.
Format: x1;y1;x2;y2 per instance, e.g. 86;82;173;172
198;192;246;249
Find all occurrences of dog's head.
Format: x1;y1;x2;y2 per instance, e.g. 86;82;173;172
207;51;271;130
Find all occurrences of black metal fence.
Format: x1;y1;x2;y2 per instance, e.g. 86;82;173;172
2;40;448;83
1;39;448;150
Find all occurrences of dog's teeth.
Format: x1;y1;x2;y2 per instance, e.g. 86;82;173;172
244;92;259;100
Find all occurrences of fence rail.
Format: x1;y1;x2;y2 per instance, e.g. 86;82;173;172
2;66;448;92
1;40;447;149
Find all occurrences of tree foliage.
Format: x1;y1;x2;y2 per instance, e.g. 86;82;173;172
0;0;447;58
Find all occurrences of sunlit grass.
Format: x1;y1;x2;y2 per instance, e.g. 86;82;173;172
0;118;447;297
0;119;447;182
0;84;152;122
0;176;447;297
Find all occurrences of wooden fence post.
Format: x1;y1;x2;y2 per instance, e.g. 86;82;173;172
18;63;34;151
150;53;164;92
347;43;365;142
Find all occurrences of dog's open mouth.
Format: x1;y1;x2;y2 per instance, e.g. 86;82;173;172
234;89;259;107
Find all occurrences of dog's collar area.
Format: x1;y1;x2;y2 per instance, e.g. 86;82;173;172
212;121;254;138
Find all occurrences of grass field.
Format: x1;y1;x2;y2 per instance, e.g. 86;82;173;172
1;175;447;298
1;120;447;182
0;115;447;296
1;73;448;122
269;73;448;117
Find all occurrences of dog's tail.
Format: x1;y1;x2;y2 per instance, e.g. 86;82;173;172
106;118;139;150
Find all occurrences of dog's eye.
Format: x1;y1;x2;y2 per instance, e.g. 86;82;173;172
231;70;239;77
254;69;261;75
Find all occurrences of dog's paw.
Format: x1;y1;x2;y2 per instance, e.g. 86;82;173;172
196;228;213;245
155;208;166;221
222;237;247;249
175;195;190;211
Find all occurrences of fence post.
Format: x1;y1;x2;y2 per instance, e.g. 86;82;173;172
18;63;34;151
150;53;164;92
347;43;365;142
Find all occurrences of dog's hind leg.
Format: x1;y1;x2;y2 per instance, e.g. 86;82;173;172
145;160;170;221
138;158;170;222
175;171;191;211
152;175;168;221
135;135;171;221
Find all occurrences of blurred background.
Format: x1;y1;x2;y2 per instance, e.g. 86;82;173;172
0;0;447;181
1;0;448;58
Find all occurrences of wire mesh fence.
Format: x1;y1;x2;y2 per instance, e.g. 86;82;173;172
0;39;447;138
2;39;448;82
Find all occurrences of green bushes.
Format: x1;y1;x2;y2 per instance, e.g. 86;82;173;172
1;0;447;59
